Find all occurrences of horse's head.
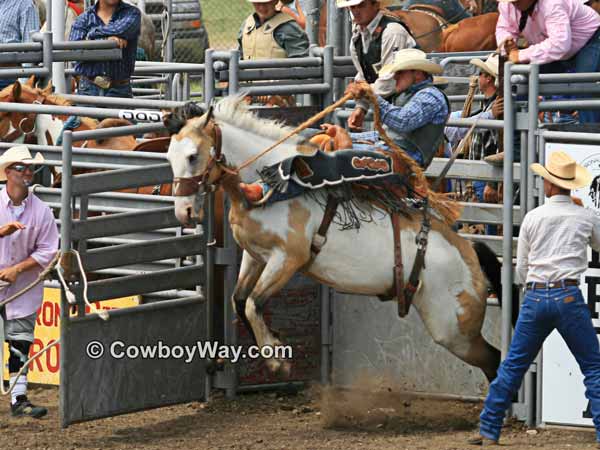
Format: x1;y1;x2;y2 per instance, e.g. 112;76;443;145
0;79;51;140
165;102;221;226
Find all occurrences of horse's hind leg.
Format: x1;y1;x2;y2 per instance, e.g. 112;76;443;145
244;253;305;375
418;288;501;383
460;334;501;383
232;250;266;344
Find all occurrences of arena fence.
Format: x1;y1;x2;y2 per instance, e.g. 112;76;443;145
57;124;212;427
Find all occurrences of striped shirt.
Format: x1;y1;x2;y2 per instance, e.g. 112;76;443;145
69;1;141;81
0;0;40;45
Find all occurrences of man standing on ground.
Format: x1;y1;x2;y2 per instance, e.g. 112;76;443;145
468;151;600;447
0;145;58;419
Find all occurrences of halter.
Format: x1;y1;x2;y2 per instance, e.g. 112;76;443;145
172;121;226;197
0;94;45;143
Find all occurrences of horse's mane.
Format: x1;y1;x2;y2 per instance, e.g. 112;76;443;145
45;93;98;128
46;93;71;107
212;96;302;145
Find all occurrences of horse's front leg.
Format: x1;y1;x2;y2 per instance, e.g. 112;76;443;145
232;250;266;344
244;252;304;376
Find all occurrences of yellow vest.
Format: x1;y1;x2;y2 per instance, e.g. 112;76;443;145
241;12;295;60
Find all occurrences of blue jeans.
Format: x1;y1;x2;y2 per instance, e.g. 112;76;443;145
76;77;132;99
541;28;600;123
480;285;600;442
0;78;16;90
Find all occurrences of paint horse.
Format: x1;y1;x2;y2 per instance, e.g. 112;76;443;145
164;97;510;382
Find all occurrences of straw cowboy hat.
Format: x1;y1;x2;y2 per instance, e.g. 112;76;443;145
0;145;44;182
530;151;592;190
379;48;443;77
470;53;499;78
336;0;393;8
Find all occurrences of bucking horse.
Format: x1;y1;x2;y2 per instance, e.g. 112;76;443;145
164;97;515;383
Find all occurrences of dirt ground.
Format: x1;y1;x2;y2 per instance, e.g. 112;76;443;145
0;385;598;450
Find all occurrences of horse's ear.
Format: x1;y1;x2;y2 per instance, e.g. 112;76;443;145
41;80;53;96
12;81;21;100
182;102;205;120
25;76;36;88
163;111;186;136
204;104;214;124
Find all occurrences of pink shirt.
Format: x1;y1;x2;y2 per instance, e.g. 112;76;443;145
0;188;59;320
496;0;600;64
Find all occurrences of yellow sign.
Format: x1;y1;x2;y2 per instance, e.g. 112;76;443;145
3;288;139;385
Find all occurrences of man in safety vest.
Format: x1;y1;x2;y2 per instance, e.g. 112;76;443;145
238;0;309;60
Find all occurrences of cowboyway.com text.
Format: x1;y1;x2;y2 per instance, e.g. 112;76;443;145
85;340;292;363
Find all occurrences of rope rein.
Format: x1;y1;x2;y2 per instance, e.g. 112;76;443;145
235;92;354;172
231;86;460;224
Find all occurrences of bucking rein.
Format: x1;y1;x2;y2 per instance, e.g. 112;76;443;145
187;88;478;318
0;244;103;397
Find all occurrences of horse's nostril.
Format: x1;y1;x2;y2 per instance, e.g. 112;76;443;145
186;207;192;220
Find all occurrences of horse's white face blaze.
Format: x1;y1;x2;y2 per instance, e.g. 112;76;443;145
167;135;206;225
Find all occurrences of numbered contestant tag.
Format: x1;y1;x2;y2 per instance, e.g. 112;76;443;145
118;110;164;123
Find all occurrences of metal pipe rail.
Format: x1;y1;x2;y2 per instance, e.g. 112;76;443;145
59;93;187;110
0;143;166;166
0;102;167;124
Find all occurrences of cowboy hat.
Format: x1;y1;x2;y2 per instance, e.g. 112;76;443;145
470;53;499;78
247;0;278;3
379;48;443;77
336;0;392;8
0;145;44;182
530;151;592;190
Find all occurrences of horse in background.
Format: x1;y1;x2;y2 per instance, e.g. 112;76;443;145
316;2;497;53
440;12;498;52
164;97;509;382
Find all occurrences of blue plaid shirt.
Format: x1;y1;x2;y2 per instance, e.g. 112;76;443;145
69;1;141;81
354;79;449;143
0;0;40;44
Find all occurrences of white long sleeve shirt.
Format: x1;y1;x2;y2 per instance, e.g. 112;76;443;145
516;195;600;284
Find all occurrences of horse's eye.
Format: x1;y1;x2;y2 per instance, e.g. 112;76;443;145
188;154;198;165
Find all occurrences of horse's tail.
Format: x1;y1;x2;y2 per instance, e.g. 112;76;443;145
473;241;519;326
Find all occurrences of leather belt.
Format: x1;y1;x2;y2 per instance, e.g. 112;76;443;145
526;279;579;290
83;76;130;88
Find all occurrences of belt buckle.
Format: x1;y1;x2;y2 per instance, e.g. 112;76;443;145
93;75;111;89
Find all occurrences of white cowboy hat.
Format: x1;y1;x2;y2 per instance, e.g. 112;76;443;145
379;48;443;77
530;151;592;190
336;0;392;8
0;145;44;181
470;54;499;78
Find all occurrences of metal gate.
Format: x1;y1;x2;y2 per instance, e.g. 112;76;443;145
58;128;211;427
